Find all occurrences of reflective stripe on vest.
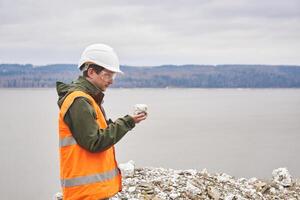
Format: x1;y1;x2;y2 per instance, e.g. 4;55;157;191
61;167;119;187
59;136;77;147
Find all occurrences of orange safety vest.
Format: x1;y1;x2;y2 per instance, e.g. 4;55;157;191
58;91;122;200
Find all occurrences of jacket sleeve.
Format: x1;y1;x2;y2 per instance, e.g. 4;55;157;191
64;97;135;153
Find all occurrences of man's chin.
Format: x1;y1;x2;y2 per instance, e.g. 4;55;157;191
101;84;112;91
101;86;108;91
100;87;106;92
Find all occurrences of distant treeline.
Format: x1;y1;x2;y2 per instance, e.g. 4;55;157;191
1;64;300;88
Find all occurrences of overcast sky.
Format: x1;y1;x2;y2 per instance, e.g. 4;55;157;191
0;0;299;66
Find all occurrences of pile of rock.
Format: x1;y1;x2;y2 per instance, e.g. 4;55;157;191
113;161;299;200
54;161;300;200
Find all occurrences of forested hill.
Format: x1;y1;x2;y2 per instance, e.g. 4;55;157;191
1;64;300;88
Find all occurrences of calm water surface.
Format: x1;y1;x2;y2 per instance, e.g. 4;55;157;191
0;88;299;199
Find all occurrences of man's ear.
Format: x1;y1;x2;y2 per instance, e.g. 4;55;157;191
87;67;94;78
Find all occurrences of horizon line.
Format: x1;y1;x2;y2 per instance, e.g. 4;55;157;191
1;63;300;67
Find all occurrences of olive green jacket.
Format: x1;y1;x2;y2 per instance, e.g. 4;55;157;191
56;76;135;153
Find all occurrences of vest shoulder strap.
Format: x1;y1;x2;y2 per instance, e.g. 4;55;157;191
60;91;96;119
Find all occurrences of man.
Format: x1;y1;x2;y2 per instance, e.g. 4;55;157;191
56;43;147;200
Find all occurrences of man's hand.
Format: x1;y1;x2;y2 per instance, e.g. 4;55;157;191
131;112;147;124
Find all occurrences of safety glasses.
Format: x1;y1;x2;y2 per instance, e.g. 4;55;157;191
99;70;117;81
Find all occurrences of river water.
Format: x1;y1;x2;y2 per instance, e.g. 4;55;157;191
0;88;299;199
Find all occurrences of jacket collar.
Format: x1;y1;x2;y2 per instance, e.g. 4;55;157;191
73;76;105;104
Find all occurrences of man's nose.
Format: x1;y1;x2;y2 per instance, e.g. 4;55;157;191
108;79;113;85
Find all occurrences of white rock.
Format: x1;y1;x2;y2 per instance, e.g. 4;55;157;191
238;178;247;182
185;169;197;176
272;167;292;187
207;186;221;200
186;181;201;196
119;160;135;177
110;197;121;200
157;192;168;199
248;177;258;184
154;187;161;193
270;187;277;194
174;169;182;174
128;186;136;193
134;104;148;115
53;192;63;200
200;168;209;176
217;173;232;183
278;185;284;191
169;192;180;199
224;193;236;200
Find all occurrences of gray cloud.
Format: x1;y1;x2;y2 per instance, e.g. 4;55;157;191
0;0;299;65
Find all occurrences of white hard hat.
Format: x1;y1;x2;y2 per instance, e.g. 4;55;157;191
78;43;123;74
